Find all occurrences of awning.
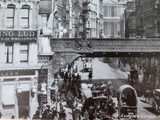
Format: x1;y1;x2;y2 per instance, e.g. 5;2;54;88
2;85;15;105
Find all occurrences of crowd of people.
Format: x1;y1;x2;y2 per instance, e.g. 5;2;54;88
33;58;117;120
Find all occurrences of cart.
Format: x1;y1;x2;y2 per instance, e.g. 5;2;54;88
117;85;138;119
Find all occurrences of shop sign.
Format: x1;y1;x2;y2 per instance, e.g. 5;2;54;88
0;70;35;77
0;30;37;41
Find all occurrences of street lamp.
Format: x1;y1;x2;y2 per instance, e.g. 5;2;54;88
59;26;67;38
57;18;67;38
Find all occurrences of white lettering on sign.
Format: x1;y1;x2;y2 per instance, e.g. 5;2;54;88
18;31;35;37
0;31;14;37
0;30;37;41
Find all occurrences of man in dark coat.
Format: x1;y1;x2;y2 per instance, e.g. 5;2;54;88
64;72;68;85
72;72;75;85
88;71;93;82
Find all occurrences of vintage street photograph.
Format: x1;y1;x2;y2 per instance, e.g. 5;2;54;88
0;0;160;120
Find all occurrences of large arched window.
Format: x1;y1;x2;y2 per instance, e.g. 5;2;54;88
20;5;30;28
6;4;15;28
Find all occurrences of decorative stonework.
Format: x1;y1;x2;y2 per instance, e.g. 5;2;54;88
75;39;93;52
50;52;81;73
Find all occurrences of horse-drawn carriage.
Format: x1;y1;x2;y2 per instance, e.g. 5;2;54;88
117;85;138;119
129;68;138;85
82;96;116;120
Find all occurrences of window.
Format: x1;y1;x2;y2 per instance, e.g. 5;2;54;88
6;4;15;28
20;43;28;63
20;5;30;28
5;43;13;63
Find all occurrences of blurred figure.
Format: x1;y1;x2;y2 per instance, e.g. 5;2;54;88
84;109;89;120
64;72;68;85
88;71;93;82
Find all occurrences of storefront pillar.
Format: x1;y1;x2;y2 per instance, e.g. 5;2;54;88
15;78;19;119
29;77;38;119
0;79;2;112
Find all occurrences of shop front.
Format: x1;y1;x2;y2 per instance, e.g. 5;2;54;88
0;69;39;119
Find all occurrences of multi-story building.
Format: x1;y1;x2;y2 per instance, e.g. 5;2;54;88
0;0;40;118
135;0;144;37
71;0;81;38
97;0;103;38
125;0;136;38
136;0;160;38
52;0;81;38
80;0;103;38
103;0;127;38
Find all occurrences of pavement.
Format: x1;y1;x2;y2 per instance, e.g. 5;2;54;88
77;58;128;80
56;57;160;120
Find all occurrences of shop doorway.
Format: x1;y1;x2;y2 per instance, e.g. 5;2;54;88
17;91;29;118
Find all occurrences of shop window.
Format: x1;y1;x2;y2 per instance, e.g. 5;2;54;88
20;5;30;28
2;85;15;106
5;43;13;63
20;43;28;63
6;4;15;28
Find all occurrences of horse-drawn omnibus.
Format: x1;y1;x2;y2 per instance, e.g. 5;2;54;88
117;85;138;119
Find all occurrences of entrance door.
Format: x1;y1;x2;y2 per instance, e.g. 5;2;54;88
17;91;29;118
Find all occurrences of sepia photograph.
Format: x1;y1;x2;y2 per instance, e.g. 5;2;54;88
0;0;160;120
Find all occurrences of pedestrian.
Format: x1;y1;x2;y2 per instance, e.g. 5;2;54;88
76;73;81;82
108;84;114;98
68;72;72;85
64;72;68;85
88;71;93;82
11;115;15;119
57;73;61;80
61;70;64;79
52;107;57;119
88;106;94;120
54;73;58;79
72;72;75;85
84;109;89;120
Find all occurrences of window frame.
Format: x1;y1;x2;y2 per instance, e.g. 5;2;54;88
6;4;15;28
20;5;30;28
5;43;13;64
20;43;29;63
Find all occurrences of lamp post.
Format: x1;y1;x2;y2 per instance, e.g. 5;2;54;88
57;18;67;38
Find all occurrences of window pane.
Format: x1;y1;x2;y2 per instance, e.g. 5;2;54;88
20;44;28;62
20;9;29;17
6;18;13;28
20;52;28;62
20;8;29;28
8;45;13;63
6;9;14;17
5;44;13;63
6;8;14;28
2;85;15;105
20;19;28;28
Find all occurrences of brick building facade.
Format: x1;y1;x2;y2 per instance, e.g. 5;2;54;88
136;0;160;38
